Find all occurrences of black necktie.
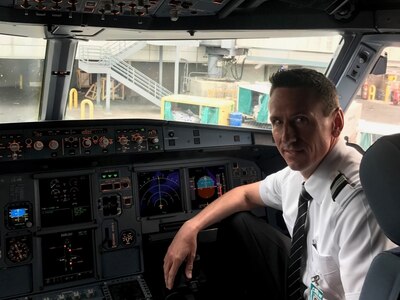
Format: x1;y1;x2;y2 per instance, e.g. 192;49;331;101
287;184;313;300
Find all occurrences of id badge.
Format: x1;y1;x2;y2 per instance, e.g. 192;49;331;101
308;282;324;300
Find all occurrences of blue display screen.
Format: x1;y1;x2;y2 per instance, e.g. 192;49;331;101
10;208;28;218
6;206;31;229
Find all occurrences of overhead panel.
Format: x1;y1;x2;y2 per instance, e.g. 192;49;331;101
13;0;232;18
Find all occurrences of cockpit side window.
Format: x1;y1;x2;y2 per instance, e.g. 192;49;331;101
0;35;46;123
343;47;400;151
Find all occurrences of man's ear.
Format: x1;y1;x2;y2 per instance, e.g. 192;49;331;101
332;108;344;137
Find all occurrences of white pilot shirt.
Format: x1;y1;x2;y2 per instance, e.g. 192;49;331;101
259;139;389;300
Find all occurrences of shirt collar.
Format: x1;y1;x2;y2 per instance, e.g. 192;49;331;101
303;139;347;205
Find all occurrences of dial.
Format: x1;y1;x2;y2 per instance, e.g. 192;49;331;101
118;135;129;146
82;137;92;148
99;136;111;148
132;133;144;144
8;141;21;152
48;139;59;150
50;178;61;189
7;236;31;263
33;140;44;151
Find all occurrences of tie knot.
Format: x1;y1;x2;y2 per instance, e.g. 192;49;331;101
300;185;313;202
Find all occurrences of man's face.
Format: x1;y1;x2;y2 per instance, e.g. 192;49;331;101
269;87;337;179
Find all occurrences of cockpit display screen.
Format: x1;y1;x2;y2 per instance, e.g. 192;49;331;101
137;169;182;217
42;230;94;285
10;208;26;218
39;175;91;227
6;204;31;229
189;165;227;210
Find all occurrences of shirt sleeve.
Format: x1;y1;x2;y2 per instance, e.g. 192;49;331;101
258;166;292;210
333;189;389;299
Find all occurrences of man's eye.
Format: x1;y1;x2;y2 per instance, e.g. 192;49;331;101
271;119;282;126
294;116;308;124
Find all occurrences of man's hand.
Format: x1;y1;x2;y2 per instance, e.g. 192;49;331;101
163;221;198;290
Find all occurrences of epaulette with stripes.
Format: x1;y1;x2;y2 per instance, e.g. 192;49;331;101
330;172;349;201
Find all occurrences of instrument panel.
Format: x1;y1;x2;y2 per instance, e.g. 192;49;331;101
0;120;252;162
0;125;164;161
12;0;231;18
0;120;271;300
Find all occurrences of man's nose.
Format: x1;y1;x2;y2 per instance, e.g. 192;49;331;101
281;123;297;144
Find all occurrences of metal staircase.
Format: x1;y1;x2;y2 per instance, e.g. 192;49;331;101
78;41;172;107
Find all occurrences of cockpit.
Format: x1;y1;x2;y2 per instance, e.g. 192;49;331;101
1;1;400;299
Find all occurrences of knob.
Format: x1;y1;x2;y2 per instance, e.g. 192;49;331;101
150;137;159;144
9;141;21;152
132;133;143;144
49;139;59;150
82;138;92;148
118;135;129;146
34;141;44;151
99;136;110;148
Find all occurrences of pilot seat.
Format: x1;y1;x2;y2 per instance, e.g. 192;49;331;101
359;133;400;300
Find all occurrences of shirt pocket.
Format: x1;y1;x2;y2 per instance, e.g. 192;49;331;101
310;245;343;299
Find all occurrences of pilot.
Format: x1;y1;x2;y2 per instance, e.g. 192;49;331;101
163;68;390;299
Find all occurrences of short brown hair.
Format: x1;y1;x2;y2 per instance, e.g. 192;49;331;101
269;68;339;116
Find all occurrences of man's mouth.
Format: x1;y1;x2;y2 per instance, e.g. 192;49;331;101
283;148;302;153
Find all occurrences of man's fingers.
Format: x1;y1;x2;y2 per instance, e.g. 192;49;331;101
164;259;179;290
163;260;171;288
185;254;195;279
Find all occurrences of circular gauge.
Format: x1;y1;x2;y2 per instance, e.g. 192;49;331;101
197;176;216;199
7;236;31;263
138;169;182;217
120;230;136;246
50;178;60;189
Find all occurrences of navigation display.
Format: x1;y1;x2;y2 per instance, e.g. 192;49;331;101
137;169;182;217
189;165;227;210
42;230;94;285
39;175;92;227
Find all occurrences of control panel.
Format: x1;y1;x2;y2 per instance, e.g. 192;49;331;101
0;125;163;161
0;121;252;162
12;0;229;19
14;275;152;300
0;120;267;300
0;165;145;299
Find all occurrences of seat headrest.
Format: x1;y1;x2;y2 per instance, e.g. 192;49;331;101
360;134;400;245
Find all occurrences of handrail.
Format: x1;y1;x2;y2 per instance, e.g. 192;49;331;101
78;42;172;105
109;56;171;99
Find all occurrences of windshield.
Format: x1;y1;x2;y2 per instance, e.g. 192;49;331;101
0;35;46;123
65;36;342;128
3;34;400;151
